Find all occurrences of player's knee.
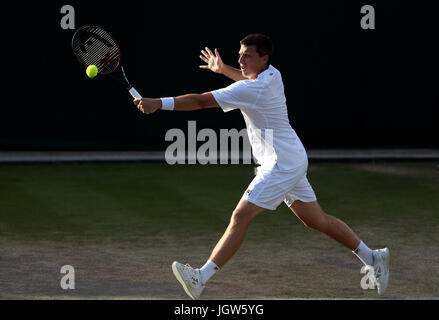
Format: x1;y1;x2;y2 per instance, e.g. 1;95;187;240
230;209;253;227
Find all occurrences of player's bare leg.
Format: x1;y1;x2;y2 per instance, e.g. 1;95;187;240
289;200;360;250
172;199;265;299
290;200;389;295
208;198;265;267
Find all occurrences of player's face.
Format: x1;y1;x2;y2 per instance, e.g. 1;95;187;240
238;45;269;80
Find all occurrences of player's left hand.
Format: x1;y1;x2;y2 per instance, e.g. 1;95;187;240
133;98;161;114
200;47;224;74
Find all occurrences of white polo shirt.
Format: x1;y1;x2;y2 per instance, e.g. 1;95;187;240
211;65;307;172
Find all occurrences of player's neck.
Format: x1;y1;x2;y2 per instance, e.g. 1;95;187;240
247;65;269;80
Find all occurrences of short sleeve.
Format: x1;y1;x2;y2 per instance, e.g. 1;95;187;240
211;80;258;112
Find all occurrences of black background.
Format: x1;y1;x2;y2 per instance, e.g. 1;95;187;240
2;0;438;150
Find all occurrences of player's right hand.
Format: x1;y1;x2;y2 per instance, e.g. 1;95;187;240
133;98;160;114
199;47;224;74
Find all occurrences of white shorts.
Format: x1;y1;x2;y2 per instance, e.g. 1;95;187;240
243;161;317;210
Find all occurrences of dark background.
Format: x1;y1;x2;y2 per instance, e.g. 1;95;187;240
2;0;438;150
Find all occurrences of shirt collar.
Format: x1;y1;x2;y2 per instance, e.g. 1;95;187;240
255;65;276;83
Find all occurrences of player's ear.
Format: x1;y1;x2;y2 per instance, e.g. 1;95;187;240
262;54;269;66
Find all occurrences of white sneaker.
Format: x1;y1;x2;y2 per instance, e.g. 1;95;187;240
172;261;205;300
371;248;390;296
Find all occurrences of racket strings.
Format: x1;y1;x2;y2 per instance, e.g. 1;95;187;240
72;26;120;74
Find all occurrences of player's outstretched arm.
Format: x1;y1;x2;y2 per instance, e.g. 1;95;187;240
200;47;246;82
133;92;219;114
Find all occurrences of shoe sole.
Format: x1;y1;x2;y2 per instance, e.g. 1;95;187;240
172;262;197;300
378;248;390;296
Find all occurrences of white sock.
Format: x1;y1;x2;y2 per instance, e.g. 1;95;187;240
199;260;219;285
353;240;374;265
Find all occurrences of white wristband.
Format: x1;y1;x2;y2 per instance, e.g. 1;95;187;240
160;97;175;111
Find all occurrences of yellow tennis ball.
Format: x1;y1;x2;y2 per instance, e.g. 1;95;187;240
86;65;98;78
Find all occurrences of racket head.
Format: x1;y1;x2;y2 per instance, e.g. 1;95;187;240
72;25;121;75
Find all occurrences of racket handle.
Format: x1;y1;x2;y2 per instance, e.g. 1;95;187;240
129;87;142;99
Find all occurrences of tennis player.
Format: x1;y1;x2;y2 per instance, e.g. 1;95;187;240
133;34;389;299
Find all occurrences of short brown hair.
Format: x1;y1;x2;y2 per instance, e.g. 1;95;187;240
240;34;274;65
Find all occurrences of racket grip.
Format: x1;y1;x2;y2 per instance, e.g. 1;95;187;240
129;87;142;99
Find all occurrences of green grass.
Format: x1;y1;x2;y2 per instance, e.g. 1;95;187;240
0;162;438;244
0;163;252;242
1;161;439;299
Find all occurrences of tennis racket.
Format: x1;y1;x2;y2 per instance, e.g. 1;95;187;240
72;25;141;99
